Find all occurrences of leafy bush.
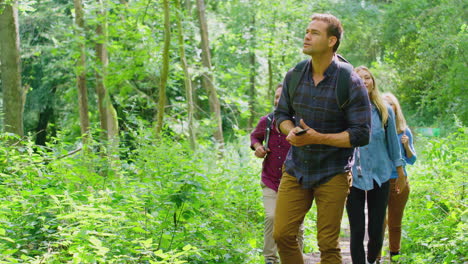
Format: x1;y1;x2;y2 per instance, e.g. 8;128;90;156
1;126;466;263
401;126;467;263
0;131;264;263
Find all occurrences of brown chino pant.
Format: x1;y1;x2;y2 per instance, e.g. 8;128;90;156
273;170;352;264
386;177;410;253
262;183;305;263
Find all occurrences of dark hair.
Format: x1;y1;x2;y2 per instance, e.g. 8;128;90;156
310;13;343;52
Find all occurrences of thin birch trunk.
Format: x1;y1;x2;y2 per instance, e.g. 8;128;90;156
175;0;196;149
155;0;171;135
248;13;256;130
73;0;91;142
95;0;119;148
196;0;224;146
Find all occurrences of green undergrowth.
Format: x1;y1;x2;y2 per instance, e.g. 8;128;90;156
0;131;263;263
0;126;466;263
398;126;467;263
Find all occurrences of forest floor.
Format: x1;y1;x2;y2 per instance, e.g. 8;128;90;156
304;209;392;264
304;222;352;264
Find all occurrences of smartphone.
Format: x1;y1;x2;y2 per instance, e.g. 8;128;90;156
295;128;310;135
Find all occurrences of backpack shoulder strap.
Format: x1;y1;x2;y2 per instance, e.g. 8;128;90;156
264;113;274;149
287;59;309;107
336;53;350;64
287;57;352;110
266;112;274;129
336;60;353;110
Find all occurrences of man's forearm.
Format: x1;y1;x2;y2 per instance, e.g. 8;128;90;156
279;120;295;136
283;118;353;148
318;131;352;148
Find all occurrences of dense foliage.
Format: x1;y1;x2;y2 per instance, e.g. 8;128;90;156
1;0;466;263
400;125;467;263
0;131;263;263
11;0;467;142
1;126;466;263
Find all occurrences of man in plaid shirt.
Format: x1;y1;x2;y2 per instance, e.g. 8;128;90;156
273;14;371;264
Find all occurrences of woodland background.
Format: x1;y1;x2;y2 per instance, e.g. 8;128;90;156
0;0;466;263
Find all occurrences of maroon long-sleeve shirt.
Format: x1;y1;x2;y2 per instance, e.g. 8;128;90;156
250;115;291;192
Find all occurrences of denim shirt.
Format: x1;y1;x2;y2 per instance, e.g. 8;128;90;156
352;104;405;191
390;128;417;179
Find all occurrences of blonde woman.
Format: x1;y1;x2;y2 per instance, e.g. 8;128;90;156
382;92;416;259
346;66;406;264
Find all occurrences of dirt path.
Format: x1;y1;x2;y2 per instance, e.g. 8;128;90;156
303;208;391;264
304;227;352;264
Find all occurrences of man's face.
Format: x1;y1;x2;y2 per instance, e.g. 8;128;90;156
274;87;282;107
302;20;334;55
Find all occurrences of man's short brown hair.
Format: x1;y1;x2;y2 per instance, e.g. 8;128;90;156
311;13;343;52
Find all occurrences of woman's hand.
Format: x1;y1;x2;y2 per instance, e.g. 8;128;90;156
401;134;409;147
395;166;407;194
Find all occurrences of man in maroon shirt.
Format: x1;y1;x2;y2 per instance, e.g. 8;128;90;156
250;84;305;264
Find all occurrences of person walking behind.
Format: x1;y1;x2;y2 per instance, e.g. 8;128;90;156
346;66;406;264
250;84;305;264
274;14;372;264
382;92;416;260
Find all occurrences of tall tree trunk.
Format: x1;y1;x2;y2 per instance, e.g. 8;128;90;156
0;1;23;137
267;17;276;105
35;105;54;146
247;13;256;130
35;86;56;146
175;0;196;149
248;52;256;130
268;56;273;103
155;0;171;135
95;0;119;146
184;0;192;17
196;0;224;146
73;0;91;142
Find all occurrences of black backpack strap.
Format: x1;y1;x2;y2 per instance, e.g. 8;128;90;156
264;113;274;150
287;59;309;108
286;56;352;111
266;113;274;130
336;53;350;64
336;60;353;110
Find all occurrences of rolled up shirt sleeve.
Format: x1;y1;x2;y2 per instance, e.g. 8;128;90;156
274;71;295;132
250;116;267;150
386;106;406;168
344;73;372;147
404;128;417;165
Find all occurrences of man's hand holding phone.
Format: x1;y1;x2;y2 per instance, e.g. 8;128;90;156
286;119;322;146
295;128;310;135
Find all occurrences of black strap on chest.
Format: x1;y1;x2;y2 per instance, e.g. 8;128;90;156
286;54;353;112
264;113;274;150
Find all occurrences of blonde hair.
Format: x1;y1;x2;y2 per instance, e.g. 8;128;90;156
383;92;408;134
354;66;388;127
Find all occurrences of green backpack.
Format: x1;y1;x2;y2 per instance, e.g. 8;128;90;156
285;54;353;112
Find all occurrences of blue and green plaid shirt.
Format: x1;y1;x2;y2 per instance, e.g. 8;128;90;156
275;59;371;188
